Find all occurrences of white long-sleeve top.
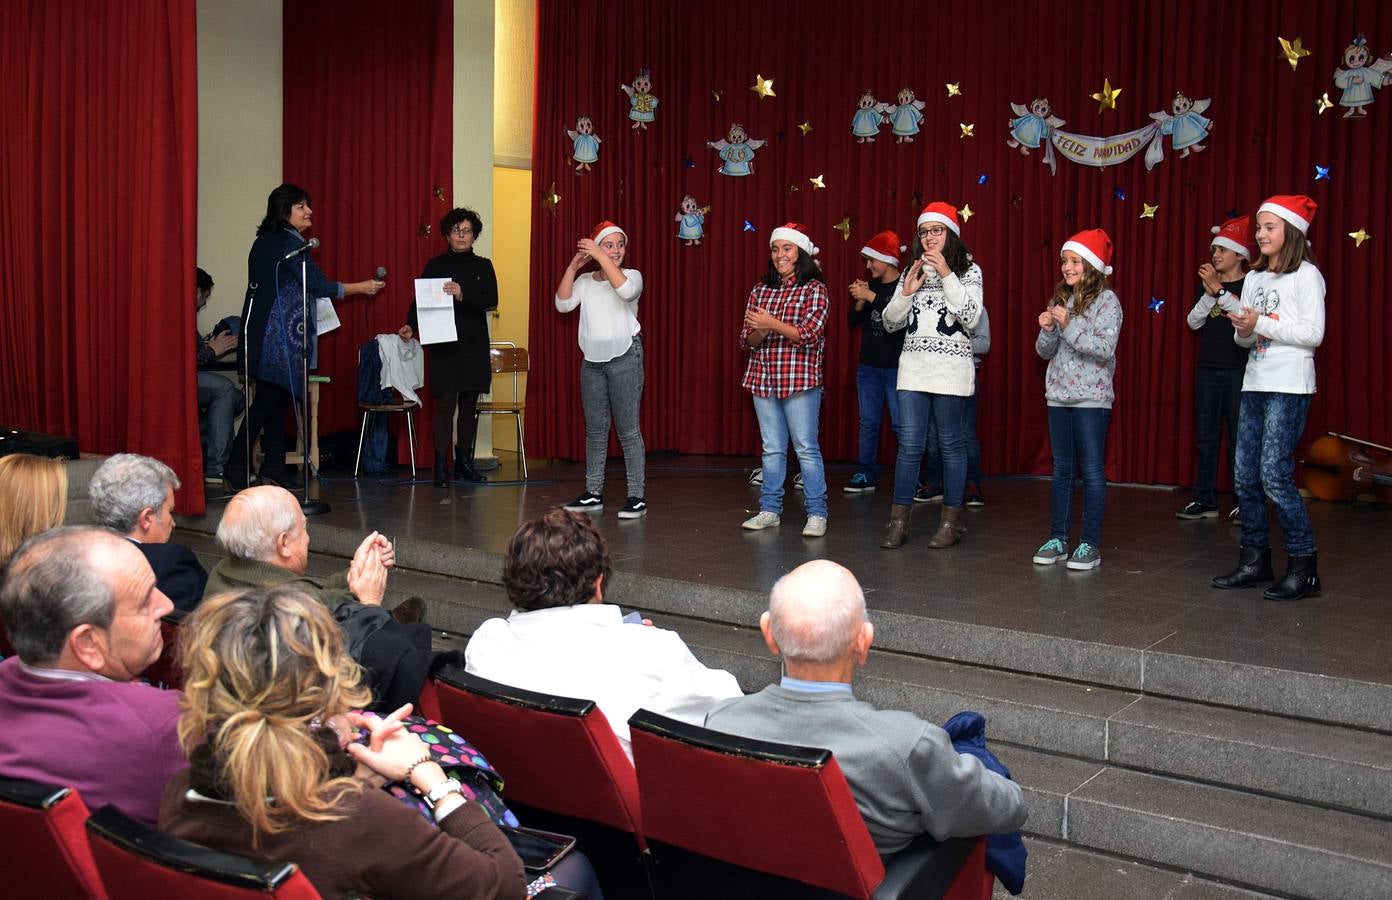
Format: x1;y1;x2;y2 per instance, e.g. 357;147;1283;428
881;263;984;396
1233;261;1325;394
464;603;743;762
555;268;643;363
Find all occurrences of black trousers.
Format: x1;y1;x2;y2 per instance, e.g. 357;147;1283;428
432;391;479;457
1193;366;1243;505
229;380;293;475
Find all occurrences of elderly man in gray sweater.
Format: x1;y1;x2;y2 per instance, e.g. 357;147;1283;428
705;560;1026;856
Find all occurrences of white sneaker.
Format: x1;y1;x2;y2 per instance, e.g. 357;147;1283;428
741;511;781;530
802;516;827;537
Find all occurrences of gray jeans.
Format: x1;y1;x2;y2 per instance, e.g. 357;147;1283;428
580;336;645;498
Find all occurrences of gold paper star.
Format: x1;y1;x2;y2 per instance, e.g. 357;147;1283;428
1349;228;1370;247
959;204;974;223
711;90;722;102
1316;93;1334;114
809;174;826;190
798;121;813;136
1140;203;1158;219
751;74;775;99
541;182;561;216
417;224;431;236
945;82;961;98
1278;36;1311;71
1091;78;1121;112
959;123;975;138
432;186;446;201
833;216;853;240
786;183;799;194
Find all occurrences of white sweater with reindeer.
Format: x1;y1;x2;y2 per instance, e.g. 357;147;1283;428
881;263;984;397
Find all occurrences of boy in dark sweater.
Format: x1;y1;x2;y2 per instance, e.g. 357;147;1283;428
1178;216;1255;520
845;232;907;493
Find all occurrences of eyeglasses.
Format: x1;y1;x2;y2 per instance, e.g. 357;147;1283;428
917;225;948;238
450;226;474;236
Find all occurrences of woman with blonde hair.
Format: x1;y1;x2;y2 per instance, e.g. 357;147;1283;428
0;454;67;571
159;584;527;898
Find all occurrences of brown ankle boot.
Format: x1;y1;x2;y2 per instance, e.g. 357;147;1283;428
880;503;912;549
925;506;963;549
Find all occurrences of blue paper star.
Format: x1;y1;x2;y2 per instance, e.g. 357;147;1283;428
1314;164;1330;181
1114;187;1127;201
683;157;695;169
743;220;755;232
977;173;989;185
1148;297;1165;314
1225;208;1240;220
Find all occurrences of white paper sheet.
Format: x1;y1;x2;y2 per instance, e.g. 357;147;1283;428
315;297;340;335
414;278;456;344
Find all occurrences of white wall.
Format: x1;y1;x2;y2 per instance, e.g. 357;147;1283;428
196;0;282;328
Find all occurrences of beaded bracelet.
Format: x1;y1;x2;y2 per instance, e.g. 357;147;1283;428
401;753;434;792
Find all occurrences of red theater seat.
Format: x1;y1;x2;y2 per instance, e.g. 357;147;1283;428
628;710;991;900
84;805;321;899
0;777;107;899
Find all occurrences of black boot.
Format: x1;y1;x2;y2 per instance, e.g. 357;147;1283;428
432;452;449;488
454;444;486;483
1263;552;1321;601
1212;546;1274;589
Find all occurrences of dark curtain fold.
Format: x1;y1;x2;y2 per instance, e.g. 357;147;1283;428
528;0;1391;485
282;0;453;465
0;0;203;512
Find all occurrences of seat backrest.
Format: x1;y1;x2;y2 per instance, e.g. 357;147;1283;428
629;710;885;899
488;345;530;375
0;777;107;899
85;805;321;900
140;612;186;691
432;667;644;843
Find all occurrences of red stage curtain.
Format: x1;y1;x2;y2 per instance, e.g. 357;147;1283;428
282;0;453;462
0;0;203;511
528;0;1391;485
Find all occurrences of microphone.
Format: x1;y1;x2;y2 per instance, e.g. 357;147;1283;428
374;266;387;282
282;237;320;261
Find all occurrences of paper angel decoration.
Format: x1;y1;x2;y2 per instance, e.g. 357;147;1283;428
707;123;767;176
566;116;601;172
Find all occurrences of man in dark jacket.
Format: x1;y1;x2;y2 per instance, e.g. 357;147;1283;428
89;453;208;613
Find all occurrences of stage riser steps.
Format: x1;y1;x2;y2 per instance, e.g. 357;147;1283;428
182;531;1392;899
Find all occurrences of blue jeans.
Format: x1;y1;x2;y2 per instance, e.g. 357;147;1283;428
855;364;901;479
894;392;966;507
198;371;245;477
1193;367;1243;505
922;378;983;486
752;389;827;517
1047;406;1111;547
1234;391;1315;555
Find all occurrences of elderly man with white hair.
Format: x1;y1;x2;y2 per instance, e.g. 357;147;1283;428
203;485;449;711
90;453;207;611
704;559;1026;857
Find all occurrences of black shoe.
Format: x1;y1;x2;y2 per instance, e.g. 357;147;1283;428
1263;552;1321;601
259;466;304;490
454;445;486;483
564;492;603;512
1212;546;1274;589
1176;500;1218;520
432;452;449;488
618;497;648;519
224;467;250;492
390;596;428;624
965;485;986;507
913;483;943;504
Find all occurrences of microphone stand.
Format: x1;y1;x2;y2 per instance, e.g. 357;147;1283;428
240;283;255;493
298;251;330;515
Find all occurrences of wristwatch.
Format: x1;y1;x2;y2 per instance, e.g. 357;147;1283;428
425;778;463;808
1214;288;1228;299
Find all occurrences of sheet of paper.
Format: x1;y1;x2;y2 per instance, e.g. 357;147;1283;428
315;297;340;335
414;278;456;345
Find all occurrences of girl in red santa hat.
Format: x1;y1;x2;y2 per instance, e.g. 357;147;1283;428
1032;229;1123;572
555;221;648;519
1212;195;1325;601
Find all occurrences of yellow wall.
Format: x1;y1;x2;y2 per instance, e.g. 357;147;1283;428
490;166;531;451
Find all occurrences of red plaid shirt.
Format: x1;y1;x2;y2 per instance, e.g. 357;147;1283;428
740;277;829;397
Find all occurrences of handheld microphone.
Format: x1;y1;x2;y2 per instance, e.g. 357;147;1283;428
282;237;320;261
374;266;387;282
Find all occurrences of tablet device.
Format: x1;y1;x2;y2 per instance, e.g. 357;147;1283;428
503;826;577;873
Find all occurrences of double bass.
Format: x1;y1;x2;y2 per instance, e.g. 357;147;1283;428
1301;433;1392;503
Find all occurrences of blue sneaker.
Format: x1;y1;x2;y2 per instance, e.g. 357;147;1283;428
843;473;875;494
1067;542;1102;570
1032;537;1069;565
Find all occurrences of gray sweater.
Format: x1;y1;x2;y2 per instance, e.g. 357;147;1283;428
705;685;1027;855
1034;289;1122;408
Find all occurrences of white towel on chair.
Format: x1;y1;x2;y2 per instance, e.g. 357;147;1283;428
375;334;425;406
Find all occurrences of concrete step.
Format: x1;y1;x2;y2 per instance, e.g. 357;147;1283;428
997;837;1282;900
1002;747;1392;900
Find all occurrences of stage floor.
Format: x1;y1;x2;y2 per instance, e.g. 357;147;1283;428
198;453;1390;689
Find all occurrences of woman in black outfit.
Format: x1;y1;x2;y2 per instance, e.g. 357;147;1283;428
399;208;499;487
228;184;382;490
